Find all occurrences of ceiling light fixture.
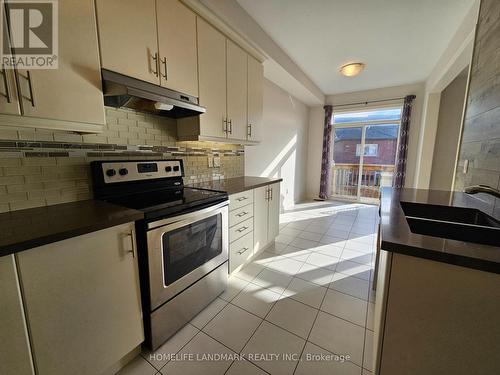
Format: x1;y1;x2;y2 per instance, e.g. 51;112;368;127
339;62;365;77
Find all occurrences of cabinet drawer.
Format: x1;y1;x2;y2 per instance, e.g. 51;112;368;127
229;232;253;273
229;217;253;243
229;203;254;227
229;190;254;211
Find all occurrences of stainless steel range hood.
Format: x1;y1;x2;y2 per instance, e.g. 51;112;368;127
101;69;205;119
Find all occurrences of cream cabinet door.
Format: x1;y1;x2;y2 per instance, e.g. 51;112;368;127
156;0;198;97
197;17;227;138
0;255;35;375
253;186;269;253
16;223;144;375
15;0;104;125
268;182;281;241
0;8;20;116
96;0;159;84
247;55;263;142
226;40;248;140
0;67;20;115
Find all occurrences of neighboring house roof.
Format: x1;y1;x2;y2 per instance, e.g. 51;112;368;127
334;126;399;141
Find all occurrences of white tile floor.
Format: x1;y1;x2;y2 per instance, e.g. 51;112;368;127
118;200;378;375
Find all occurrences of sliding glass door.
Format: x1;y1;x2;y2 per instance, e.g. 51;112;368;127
331;108;401;202
332;127;362;199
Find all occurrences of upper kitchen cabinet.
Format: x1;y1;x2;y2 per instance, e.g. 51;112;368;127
156;0;198;97
0;8;20;116
197;17;226;138
226;40;248;141
247;55;263;142
1;0;105;131
178;17;226;139
177;17;264;145
96;0;198;96
95;0;159;85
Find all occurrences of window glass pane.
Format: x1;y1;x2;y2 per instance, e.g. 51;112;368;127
363;124;399;165
333;127;362;163
333;108;402;124
332;127;361;198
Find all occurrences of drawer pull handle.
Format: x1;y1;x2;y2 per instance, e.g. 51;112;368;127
236;211;248;217
237;247;250;255
236;226;249;233
236;196;248;202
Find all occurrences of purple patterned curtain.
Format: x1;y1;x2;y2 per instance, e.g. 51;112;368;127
319;105;334;199
393;95;416;188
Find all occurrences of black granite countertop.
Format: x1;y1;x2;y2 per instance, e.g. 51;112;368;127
188;176;283;195
380;187;500;274
0;200;144;257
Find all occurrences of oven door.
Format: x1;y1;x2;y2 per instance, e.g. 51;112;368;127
146;201;228;310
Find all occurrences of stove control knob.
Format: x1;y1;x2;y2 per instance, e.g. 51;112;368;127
173;166;180;172
165;166;172;172
106;169;116;177
119;168;128;176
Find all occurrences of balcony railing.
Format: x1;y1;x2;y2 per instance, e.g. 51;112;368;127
331;164;395;199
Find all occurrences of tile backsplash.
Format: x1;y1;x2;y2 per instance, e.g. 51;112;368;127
0;107;244;213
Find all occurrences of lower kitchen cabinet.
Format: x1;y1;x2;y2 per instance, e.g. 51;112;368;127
254;182;281;253
228;183;281;273
254;185;269;253
0;255;35;375
15;222;144;375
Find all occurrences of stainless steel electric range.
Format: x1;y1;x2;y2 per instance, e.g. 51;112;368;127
91;159;228;350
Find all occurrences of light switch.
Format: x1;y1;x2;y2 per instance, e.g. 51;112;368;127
208;156;213;168
213;156;221;168
463;159;469;174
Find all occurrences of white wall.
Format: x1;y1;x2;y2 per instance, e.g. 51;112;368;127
412;0;478;189
191;0;324;105
305;82;425;198
429;70;468;190
245;79;310;208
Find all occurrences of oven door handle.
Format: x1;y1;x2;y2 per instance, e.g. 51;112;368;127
147;200;229;230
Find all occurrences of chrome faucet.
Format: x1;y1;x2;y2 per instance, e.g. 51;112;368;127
464;185;500;199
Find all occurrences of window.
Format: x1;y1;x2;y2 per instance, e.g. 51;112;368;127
333;108;402;124
356;144;379;157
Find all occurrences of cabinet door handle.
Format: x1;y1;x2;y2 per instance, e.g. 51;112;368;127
236;226;248;233
237;247;249;255
161;57;168;79
124;231;135;258
1;66;11;103
151;52;159;77
265;187;270;201
223;117;228;133
270;187;273;201
236;211;248;217
228;119;232;134
236;196;248;202
247;124;252;138
25;71;35;107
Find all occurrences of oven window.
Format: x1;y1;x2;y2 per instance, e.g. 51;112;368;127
162;213;222;286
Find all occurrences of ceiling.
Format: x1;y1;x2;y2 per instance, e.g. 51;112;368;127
236;0;475;95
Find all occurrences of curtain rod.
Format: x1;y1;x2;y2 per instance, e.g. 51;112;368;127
331;96;406;108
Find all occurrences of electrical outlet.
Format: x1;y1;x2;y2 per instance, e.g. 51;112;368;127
208;156;213;168
213;156;221;168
